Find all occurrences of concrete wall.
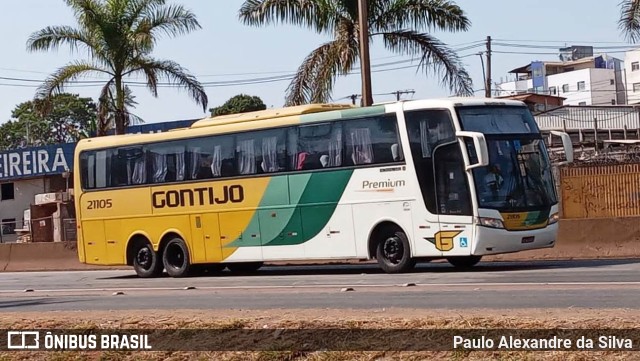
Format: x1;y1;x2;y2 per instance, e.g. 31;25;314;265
496;79;532;96
589;68;618;105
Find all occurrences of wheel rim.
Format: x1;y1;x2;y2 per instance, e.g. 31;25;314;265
382;236;403;265
166;243;185;270
136;247;153;271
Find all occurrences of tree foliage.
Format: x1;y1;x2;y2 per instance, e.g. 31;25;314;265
27;0;208;135
210;94;267;116
0;93;97;150
619;0;640;43
239;0;474;105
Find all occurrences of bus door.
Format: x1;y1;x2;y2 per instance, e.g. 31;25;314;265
432;142;475;256
402;107;475;257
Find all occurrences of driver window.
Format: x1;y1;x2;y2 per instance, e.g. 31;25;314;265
405;109;457;214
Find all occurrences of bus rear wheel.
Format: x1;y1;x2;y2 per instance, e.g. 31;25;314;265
376;230;415;273
446;256;482;268
132;242;163;278
162;238;191;278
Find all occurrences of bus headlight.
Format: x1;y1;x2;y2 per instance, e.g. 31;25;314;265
477;217;505;229
548;212;559;225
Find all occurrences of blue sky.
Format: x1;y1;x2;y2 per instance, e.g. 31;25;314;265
0;0;631;124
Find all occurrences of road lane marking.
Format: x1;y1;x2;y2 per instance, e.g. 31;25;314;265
0;281;639;294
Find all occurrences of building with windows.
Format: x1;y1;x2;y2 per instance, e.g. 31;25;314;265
623;48;640;104
495;46;625;106
496;93;565;113
0;143;75;240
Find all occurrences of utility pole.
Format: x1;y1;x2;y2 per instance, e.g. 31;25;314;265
485;35;492;98
392;89;415;101
477;52;486;95
358;0;373;107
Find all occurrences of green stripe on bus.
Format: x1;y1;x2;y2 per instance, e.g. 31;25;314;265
225;170;354;248
224;176;285;248
265;169;353;246
338;105;386;119
288;173;312;204
299;105;387;124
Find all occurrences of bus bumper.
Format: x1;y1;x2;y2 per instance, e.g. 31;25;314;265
472;223;558;256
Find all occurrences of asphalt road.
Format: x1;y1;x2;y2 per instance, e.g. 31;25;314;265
1;259;639;311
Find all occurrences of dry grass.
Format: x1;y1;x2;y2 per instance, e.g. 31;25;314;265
1;309;639;360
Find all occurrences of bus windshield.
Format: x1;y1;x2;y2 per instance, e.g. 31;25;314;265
457;106;557;211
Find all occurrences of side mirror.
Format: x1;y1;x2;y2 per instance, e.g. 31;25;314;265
550;130;574;165
456;131;489;170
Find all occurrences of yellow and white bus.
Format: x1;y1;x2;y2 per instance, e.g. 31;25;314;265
74;98;573;277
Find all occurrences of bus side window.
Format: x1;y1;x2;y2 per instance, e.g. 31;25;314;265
236;129;287;176
80;152;96;189
110;148;145;186
236;138;256;175
289;123;342;170
343;114;403;166
258;128;287;174
148;142;187;183
187;136;220;180
210;136;235;178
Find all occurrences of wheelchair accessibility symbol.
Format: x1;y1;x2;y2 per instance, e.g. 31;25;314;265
459;237;468;248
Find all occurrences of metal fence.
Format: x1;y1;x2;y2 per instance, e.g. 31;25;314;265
536;105;640;132
0;219;27;243
536;106;640;149
0;216;61;244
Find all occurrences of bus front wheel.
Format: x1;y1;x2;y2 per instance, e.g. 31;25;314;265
162;238;192;278
446;256;482;268
132;242;164;278
376;230;415;273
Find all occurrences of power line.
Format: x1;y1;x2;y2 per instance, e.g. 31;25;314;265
492;50;630;56
493;42;639;50
0;51;481;89
376;89;416;101
493;39;630;45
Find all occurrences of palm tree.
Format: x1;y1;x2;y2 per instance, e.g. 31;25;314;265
619;0;640;42
239;0;474;105
27;0;208;135
97;84;145;135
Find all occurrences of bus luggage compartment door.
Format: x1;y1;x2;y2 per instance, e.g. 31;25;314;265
190;214;222;263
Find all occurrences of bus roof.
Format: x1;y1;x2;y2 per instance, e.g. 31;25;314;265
190;103;354;128
422;97;527;107
75;97;527;152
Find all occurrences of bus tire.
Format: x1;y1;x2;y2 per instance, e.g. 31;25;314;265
132;241;164;278
162;238;191;278
375;230;415;273
226;262;263;273
446;256;482;268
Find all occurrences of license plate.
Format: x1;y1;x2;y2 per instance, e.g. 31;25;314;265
521;236;534;244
